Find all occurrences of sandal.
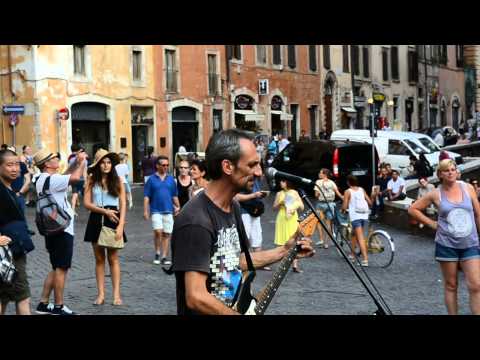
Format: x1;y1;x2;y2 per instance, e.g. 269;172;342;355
93;298;105;306
112;299;123;306
292;267;304;273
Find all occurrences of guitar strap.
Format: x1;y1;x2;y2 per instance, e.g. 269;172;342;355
232;201;255;273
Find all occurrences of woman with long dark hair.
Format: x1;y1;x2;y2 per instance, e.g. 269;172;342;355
84;149;127;306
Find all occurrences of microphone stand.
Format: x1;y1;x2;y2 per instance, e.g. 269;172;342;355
297;188;392;315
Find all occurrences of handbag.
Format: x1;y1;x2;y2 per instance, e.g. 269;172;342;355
97;188;124;250
0;245;17;285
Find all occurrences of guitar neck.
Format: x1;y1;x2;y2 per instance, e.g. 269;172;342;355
254;234;302;315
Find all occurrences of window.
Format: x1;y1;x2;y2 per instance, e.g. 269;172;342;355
323;45;330;70
382;47;389;81
362;46;369;78
388;140;410;156
208;54;218;96
352;45;360;76
439;45;448;65
228;45;242;61
287;45;296;68
213;109;222;133
309;105;317;139
73;45;86;76
256;45;267;65
343;45;349;73
309;45;317;72
165;49;177;92
132;50;142;81
272;45;282;65
393;97;399;120
456;45;464;67
391;46;399;80
408;49;418;83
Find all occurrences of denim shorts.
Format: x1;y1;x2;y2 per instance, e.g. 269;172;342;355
351;219;368;230
435;243;480;262
316;202;336;220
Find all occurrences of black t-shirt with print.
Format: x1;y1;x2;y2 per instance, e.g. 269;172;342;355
171;191;247;315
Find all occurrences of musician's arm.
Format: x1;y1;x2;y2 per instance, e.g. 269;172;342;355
184;271;239;315
239;233;314;271
239;246;288;271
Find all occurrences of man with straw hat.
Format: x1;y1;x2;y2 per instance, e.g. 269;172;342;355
33;148;87;315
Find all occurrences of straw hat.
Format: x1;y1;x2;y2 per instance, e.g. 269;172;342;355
33;149;60;167
89;148;120;169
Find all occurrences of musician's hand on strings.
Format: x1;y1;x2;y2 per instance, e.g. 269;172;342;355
284;231;315;259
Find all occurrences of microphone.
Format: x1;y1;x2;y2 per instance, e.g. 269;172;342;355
266;167;313;186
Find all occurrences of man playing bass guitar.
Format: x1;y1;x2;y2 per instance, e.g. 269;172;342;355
171;129;315;315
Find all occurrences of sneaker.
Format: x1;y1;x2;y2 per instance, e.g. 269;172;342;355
161;258;172;266
153;254;161;265
35;302;54;315
51;305;79;315
315;241;324;247
360;260;369;267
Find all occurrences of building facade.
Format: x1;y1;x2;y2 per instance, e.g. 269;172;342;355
227;45;321;140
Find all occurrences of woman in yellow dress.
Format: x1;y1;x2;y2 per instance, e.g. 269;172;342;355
274;179;304;272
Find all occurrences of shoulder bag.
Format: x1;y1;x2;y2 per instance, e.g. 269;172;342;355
97;187;124;250
0;245;17;285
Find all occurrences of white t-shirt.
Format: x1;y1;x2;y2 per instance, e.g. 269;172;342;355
278;139;290;152
35;173;74;236
115;163;129;184
387;177;406;195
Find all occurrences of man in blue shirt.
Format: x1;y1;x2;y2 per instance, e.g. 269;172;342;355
143;155;180;266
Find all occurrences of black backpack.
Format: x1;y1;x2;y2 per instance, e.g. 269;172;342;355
35;176;72;236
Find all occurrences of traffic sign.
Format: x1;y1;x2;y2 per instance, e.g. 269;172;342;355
9;113;19;126
3;104;25;114
57;107;69;121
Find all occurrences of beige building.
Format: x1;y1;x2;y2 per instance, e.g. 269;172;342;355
350;45;419;131
0;45;157;174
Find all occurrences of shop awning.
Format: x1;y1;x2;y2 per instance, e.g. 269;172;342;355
235;110;265;123
341;107;357;113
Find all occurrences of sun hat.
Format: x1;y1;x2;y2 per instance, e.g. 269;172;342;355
33;149;60;167
89;148;120;169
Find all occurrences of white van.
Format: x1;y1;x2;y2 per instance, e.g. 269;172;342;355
330;130;462;175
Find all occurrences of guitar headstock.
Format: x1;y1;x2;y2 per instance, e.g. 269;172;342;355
297;210;319;237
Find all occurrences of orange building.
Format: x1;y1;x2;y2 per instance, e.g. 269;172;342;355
226;45;322;140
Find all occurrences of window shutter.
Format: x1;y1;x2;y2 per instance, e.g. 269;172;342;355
391;46;399;80
343;45;349;73
323;45;330;69
288;45;296;68
309;45;317;71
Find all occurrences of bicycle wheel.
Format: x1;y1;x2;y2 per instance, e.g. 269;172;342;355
367;230;394;268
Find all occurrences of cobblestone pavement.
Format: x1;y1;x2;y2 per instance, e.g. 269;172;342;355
4;185;473;315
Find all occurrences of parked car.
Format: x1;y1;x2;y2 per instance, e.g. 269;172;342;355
330;129;462;176
268;140;379;195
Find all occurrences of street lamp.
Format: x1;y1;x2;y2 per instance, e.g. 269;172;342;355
368;97;376;188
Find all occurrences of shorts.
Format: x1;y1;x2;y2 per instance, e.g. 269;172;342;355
45;232;74;270
435;243;480;262
72;180;85;195
316;202;336;220
351;219;368;230
152;213;174;234
0;255;31;303
124;181;131;194
241;213;263;248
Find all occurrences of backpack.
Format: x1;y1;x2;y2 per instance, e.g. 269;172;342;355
35;176;72;236
352;188;369;214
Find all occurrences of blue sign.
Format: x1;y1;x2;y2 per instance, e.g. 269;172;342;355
3;105;25;114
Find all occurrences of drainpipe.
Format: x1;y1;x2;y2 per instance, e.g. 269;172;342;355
350;45;356;128
225;45;232;128
424;45;428;128
7;45;14;100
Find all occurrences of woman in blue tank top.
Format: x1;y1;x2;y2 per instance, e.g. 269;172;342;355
83;149;127;306
409;159;480;315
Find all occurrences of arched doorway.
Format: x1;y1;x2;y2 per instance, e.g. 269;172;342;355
324;72;336;136
234;94;258;132
271;95;284;136
452;97;460;130
71;102;109;159
172;106;198;159
440;98;447;127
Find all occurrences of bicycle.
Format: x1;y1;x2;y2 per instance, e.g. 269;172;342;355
333;205;395;268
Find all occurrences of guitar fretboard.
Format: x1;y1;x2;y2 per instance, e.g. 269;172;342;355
254;237;301;315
